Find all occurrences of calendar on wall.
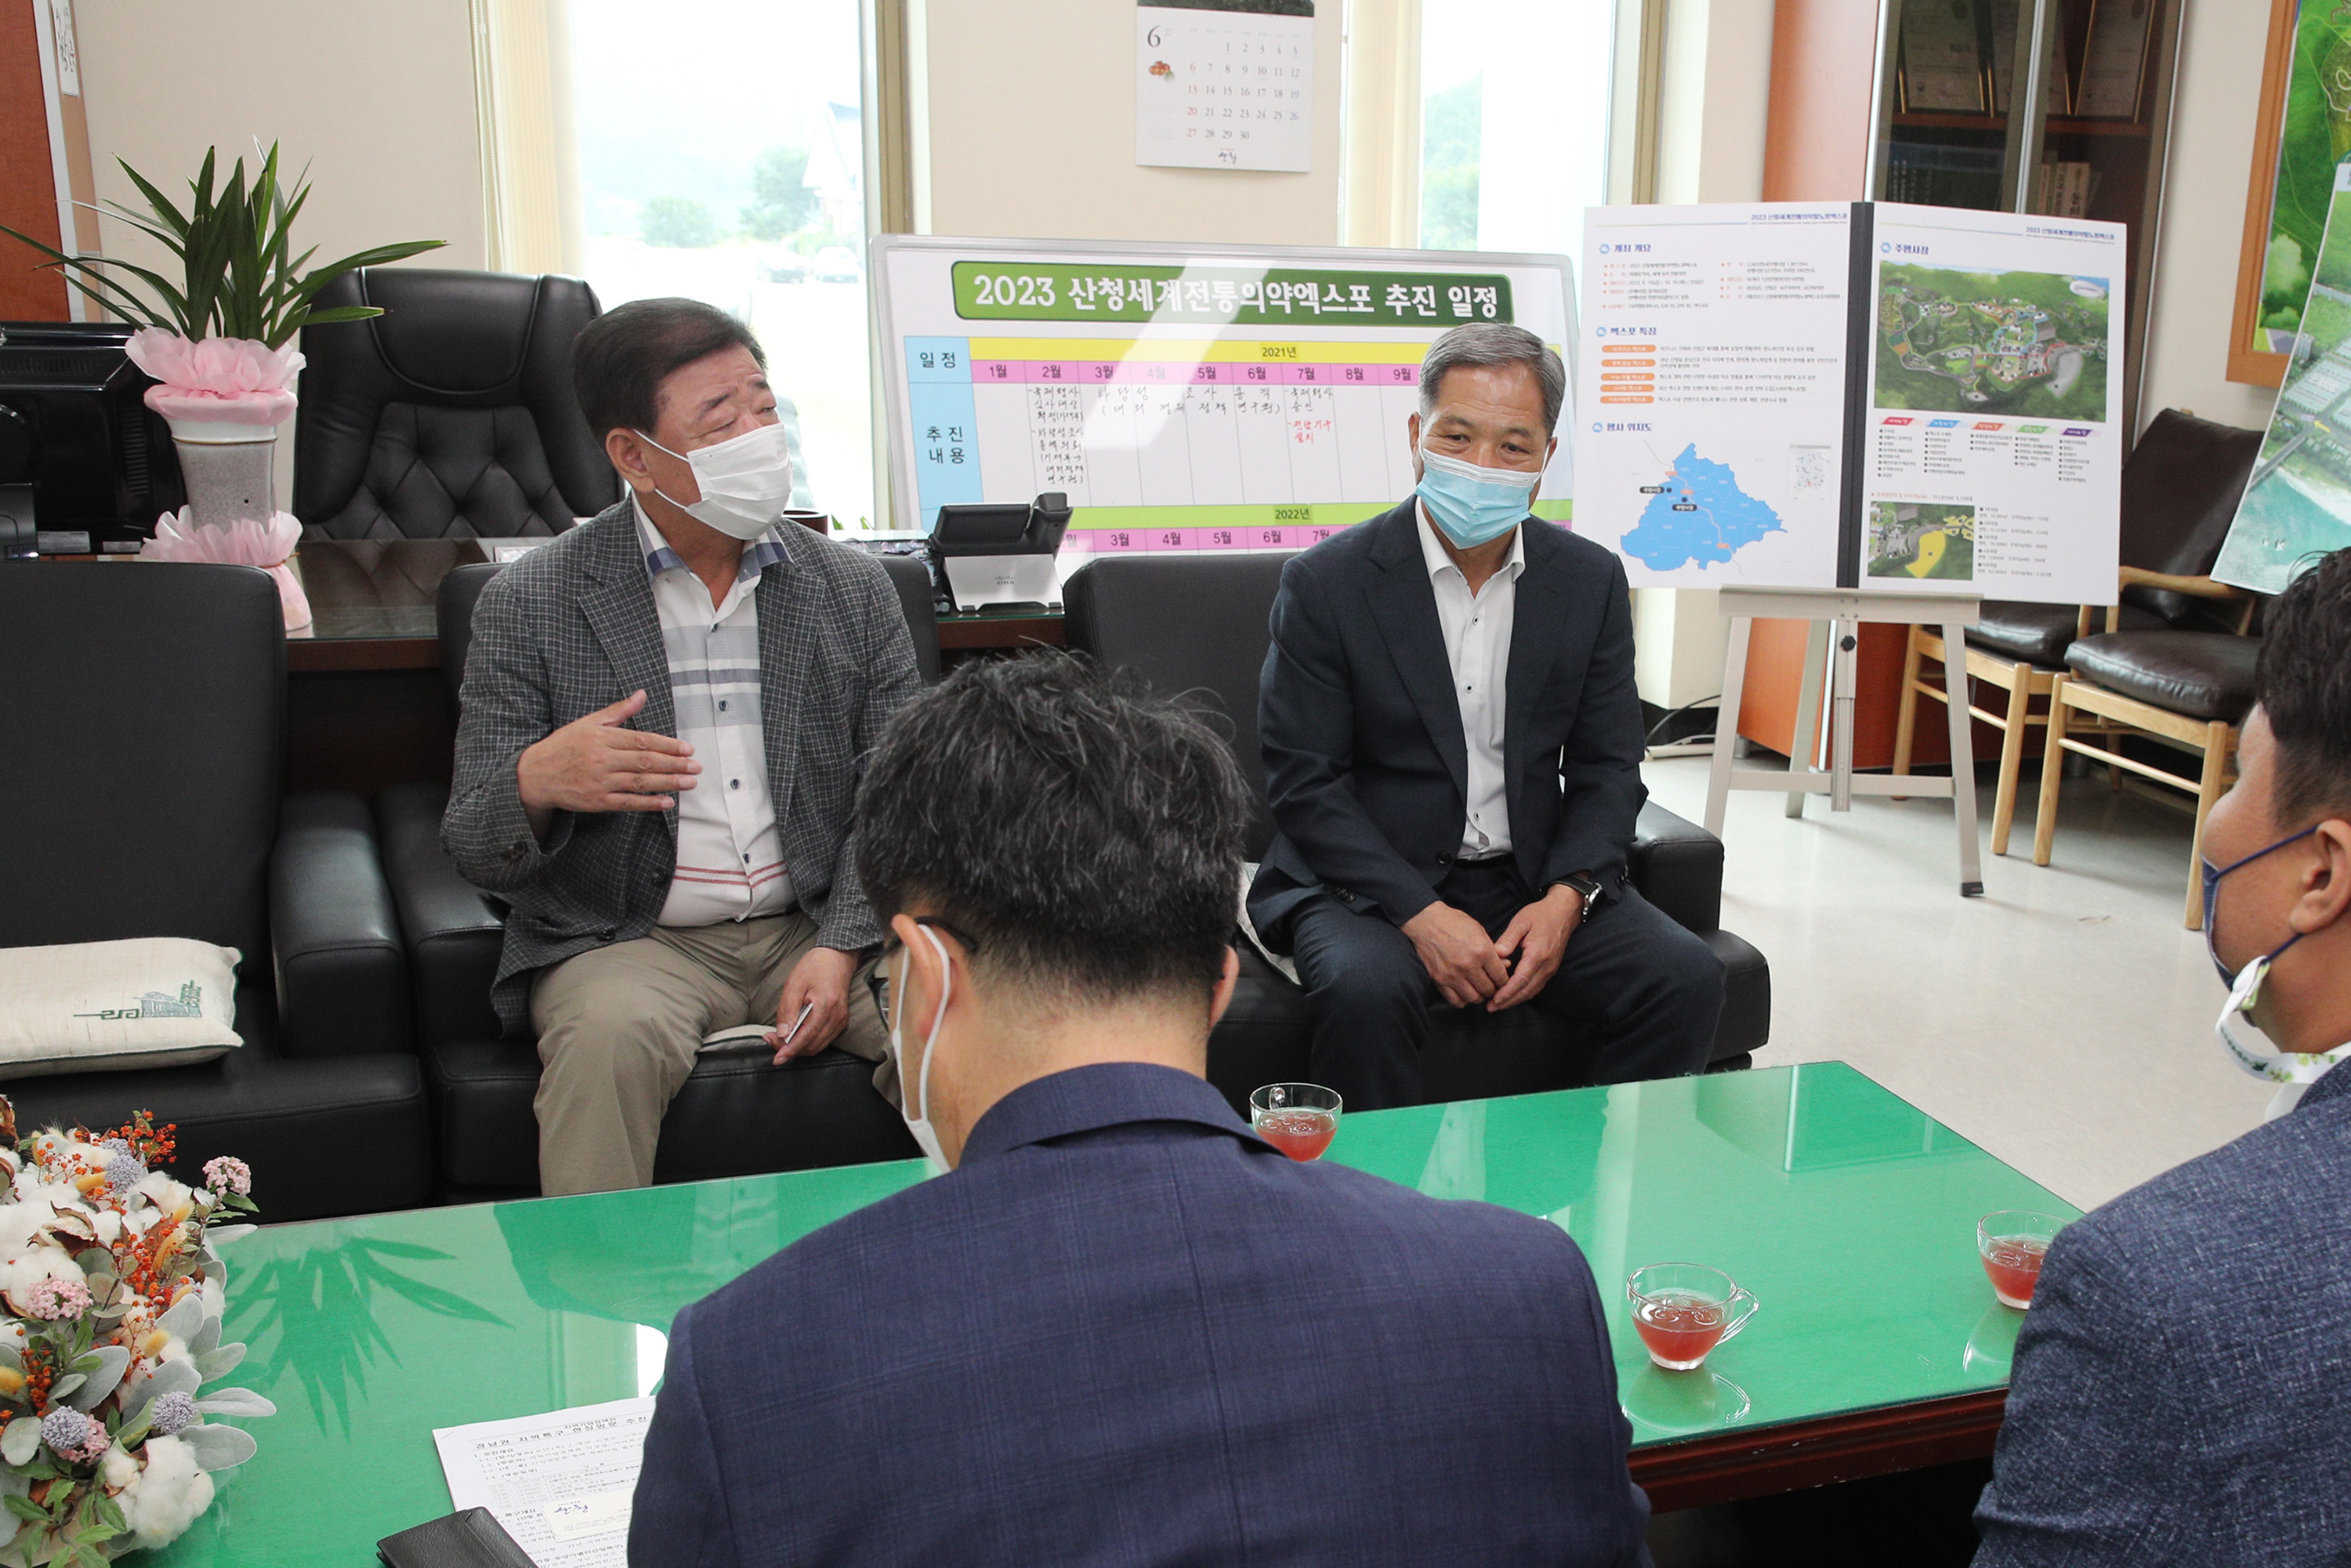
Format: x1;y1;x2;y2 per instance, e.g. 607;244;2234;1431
1135;0;1314;173
874;237;1579;554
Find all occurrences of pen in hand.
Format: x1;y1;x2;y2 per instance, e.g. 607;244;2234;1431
770;1000;816;1065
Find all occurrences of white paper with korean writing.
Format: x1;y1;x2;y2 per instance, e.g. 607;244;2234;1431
875;234;1578;552
432;1396;655;1568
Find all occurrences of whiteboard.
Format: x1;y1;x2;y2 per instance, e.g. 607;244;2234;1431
873;235;1578;555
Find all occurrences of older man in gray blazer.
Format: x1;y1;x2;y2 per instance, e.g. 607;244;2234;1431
1973;546;2351;1563
444;298;921;1194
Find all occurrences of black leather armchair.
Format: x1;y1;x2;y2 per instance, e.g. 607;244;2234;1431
382;546;943;1198
1060;552;1770;1114
0;563;430;1220
295;268;617;541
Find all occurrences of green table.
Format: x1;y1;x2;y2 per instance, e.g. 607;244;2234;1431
153;1062;2073;1563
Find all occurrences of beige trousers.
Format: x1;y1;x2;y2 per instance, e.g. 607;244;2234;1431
529;912;889;1196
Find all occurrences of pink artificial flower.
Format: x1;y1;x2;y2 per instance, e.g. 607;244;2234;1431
201;1157;252;1197
124;328;302;428
139;509;312;631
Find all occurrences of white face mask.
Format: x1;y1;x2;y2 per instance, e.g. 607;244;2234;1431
636;420;795;541
891;927;953;1175
2215;952;2351;1121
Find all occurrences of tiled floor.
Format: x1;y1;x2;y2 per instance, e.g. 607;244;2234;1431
1641;754;2273;1211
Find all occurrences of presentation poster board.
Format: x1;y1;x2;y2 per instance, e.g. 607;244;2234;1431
1574;201;2125;605
2219;161;2351;595
875;236;1578;553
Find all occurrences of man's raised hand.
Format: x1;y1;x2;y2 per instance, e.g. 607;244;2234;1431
517;690;699;836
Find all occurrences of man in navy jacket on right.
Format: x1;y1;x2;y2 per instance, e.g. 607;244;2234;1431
627;654;1652;1567
1974;547;2351;1563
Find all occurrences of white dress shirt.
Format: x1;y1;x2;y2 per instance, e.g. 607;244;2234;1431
633;499;795;925
1417;505;1525;859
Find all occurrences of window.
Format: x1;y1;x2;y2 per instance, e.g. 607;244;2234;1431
562;0;878;530
1418;0;1621;259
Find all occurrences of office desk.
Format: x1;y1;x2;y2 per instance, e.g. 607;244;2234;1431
147;1063;2069;1563
277;541;1062;793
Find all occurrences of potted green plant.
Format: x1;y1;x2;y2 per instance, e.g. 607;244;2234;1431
1;144;442;628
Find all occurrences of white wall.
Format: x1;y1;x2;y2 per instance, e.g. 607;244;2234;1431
71;0;488;507
2136;0;2276;434
1655;0;1776;205
919;0;1343;244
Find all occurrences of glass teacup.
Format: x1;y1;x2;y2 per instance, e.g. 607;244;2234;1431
1250;1083;1342;1161
1979;1210;2065;1309
1625;1262;1760;1371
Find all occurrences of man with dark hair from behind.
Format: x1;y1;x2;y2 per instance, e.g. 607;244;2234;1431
444;297;920;1195
628;654;1654;1568
1973;546;2351;1564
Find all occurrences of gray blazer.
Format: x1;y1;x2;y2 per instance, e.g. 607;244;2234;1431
1974;1062;2351;1564
442;501;923;1035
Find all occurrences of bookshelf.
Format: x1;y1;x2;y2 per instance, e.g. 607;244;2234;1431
1867;0;2183;435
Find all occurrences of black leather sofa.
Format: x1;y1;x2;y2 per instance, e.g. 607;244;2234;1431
0;563;431;1222
1061;553;1771;1110
389;545;1766;1197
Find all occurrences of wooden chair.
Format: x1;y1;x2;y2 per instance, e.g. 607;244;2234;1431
2033;568;2262;928
1892;409;2263;862
1894;608;2103;857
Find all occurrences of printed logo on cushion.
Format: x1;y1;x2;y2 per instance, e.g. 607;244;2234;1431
74;980;204;1022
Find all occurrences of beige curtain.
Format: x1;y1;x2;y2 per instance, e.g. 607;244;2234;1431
472;0;585;277
1340;0;1423;249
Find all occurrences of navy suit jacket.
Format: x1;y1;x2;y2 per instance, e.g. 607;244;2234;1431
1247;500;1646;938
1974;1063;2351;1564
629;1063;1652;1567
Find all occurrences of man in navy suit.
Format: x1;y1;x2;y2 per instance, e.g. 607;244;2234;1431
629;654;1653;1567
1249;323;1722;1110
1973;547;2351;1563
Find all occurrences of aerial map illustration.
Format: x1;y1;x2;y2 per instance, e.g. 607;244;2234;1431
1874;265;2110;422
1618;444;1785;572
1867;501;1976;581
2217;168;2351;594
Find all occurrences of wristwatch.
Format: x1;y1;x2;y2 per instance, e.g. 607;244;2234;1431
1556;872;1605;922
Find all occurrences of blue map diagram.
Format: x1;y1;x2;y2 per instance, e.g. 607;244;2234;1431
1619;444;1785;571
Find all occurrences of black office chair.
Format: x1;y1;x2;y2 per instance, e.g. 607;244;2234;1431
295;268;618;541
0;563;429;1221
1061;552;1771;1110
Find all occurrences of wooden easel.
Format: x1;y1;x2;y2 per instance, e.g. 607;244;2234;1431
1702;587;1986;897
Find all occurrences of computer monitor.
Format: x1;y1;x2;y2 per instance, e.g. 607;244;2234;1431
0;321;185;556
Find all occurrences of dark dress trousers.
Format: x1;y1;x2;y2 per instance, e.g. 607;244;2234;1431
1974;1063;2351;1564
1248;500;1722;1107
629;1063;1654;1568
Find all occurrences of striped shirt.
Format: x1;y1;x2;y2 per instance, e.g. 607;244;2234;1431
633;498;795;926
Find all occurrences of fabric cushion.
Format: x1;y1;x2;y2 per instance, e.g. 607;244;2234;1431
1965;600;2162;668
0;938;241;1078
2067;631;2264;722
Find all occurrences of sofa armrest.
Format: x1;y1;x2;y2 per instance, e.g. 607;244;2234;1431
378;782;506;1050
1628;801;1723;936
270;791;411;1058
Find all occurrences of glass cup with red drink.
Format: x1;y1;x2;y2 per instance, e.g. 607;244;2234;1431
1250;1083;1342;1161
1625;1263;1760;1372
1978;1210;2065;1309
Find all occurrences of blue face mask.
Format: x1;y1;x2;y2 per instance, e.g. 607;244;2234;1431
1416;446;1543;549
2201;824;2318;985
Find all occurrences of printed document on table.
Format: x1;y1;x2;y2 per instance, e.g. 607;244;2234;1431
1575;203;1855;590
433;1396;656;1568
